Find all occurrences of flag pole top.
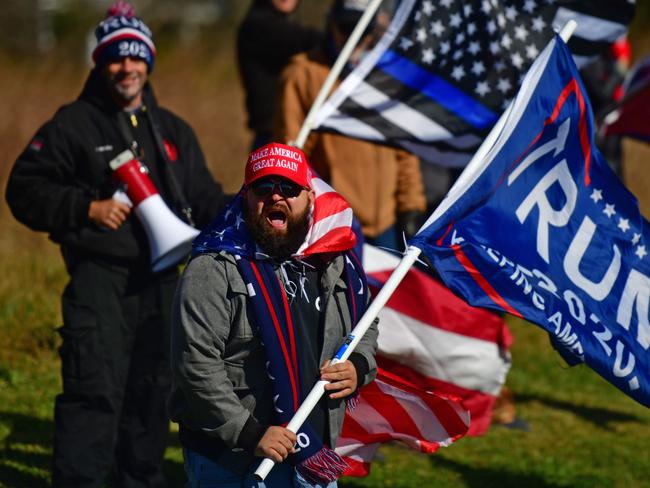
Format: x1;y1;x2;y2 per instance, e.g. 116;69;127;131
292;0;384;149
559;20;577;43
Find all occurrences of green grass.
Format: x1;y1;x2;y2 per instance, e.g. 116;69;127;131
1;240;649;487
342;316;650;488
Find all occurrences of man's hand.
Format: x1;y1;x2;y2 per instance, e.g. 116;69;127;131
88;198;132;230
254;426;296;463
320;360;357;399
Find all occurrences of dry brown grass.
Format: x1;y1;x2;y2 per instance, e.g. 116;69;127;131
0;55;86;356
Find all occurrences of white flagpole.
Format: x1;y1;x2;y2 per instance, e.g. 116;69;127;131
253;247;421;481
292;0;385;149
255;18;577;483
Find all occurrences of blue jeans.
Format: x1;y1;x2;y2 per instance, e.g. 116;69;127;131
183;449;338;488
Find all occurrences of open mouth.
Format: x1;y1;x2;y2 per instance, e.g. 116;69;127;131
266;209;288;228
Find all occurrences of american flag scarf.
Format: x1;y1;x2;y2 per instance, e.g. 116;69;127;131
193;173;368;484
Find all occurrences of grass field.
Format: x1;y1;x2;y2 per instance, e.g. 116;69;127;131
2;12;650;488
2;305;649;487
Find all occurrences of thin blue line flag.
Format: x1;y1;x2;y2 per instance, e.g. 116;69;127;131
410;35;650;408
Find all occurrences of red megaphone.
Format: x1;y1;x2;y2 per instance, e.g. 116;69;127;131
109;149;199;272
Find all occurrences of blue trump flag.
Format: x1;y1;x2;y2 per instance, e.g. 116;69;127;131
410;35;650;407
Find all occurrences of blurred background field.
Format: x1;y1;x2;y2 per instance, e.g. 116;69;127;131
1;1;650;487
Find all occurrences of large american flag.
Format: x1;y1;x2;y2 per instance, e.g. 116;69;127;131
336;244;512;476
362;244;512;436
312;0;636;168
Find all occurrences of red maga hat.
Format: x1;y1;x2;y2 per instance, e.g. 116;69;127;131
245;142;311;188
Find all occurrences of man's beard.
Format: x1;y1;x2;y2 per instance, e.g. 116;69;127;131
107;73;145;104
244;201;311;261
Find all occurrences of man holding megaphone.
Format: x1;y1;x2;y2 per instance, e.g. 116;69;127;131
5;2;227;486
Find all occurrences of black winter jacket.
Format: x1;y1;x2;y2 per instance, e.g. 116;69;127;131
5;69;226;264
237;0;322;136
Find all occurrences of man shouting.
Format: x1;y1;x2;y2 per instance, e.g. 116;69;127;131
169;142;378;487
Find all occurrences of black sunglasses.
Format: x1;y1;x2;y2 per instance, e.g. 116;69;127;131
249;179;306;198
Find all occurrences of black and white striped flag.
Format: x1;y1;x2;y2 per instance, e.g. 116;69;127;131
313;0;636;168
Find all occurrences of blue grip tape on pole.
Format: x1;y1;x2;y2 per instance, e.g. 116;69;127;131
334;334;355;361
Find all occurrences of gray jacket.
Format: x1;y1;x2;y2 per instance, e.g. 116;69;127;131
168;251;378;469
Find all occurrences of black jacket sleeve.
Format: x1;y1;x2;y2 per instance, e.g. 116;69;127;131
185;130;228;229
5;118;93;234
165;113;228;230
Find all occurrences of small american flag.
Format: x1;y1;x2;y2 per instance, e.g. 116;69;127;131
363;244;512;434
313;0;636;168
296;173;358;256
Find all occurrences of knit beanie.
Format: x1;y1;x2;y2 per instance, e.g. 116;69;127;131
92;1;156;72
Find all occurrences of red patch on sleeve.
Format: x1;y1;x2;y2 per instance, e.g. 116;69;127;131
29;137;44;152
163;138;178;162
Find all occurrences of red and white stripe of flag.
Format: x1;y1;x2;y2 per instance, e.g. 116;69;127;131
335;245;512;476
337;369;470;477
297;175;357;256
363;244;512;436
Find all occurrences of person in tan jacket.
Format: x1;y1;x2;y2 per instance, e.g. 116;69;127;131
274;0;425;248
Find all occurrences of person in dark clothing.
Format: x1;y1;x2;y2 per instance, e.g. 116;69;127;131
5;3;227;487
274;0;426;249
237;0;322;149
